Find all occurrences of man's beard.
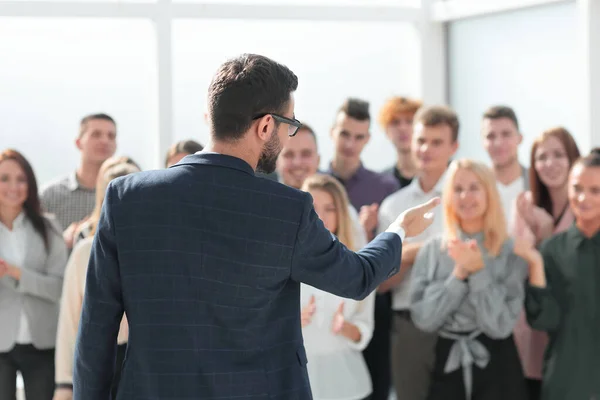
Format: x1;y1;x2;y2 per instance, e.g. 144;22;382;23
256;130;282;174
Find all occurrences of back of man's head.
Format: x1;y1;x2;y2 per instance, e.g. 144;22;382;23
207;54;298;142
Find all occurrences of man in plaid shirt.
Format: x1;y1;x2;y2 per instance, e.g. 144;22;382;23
40;113;117;249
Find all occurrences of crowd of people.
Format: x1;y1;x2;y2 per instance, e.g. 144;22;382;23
1;68;600;400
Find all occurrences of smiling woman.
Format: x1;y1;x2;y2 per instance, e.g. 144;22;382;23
409;158;530;400
0;149;68;400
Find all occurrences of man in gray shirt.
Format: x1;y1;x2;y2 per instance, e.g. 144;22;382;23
41;113;117;249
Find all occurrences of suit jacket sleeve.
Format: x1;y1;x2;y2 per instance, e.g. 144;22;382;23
73;182;124;400
290;193;402;301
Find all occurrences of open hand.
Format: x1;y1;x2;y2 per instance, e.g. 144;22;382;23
392;197;440;238
516;191;537;227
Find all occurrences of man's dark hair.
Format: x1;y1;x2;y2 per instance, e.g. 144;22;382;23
208;54;298;142
79;113;116;138
574;147;600;169
165;139;204;167
414;105;460;142
482;105;519;130
338;98;370;121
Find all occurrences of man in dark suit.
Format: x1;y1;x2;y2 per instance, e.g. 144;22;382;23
73;53;440;400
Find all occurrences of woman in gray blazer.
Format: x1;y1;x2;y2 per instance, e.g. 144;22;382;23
0;149;68;400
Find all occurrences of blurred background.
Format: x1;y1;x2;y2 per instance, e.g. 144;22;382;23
1;0;598;183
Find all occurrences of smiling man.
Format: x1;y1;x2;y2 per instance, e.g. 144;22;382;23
41;113;117;249
378;105;460;400
276;123;368;248
325;98;400;400
481;105;529;220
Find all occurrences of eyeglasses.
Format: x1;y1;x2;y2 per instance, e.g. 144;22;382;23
253;113;302;137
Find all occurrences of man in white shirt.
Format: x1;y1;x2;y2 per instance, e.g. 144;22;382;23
378;105;459;400
275;123;368;248
481;105;529;222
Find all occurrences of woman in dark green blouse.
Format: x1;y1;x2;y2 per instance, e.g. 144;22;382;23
526;148;600;400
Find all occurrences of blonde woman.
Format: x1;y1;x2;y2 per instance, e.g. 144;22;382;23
300;174;375;400
53;160;139;400
409;159;530;400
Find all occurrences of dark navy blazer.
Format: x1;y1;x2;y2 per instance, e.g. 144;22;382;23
73;152;402;400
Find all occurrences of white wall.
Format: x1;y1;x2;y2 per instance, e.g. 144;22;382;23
0;16;421;186
172;19;421;172
448;2;585;166
0;18;159;185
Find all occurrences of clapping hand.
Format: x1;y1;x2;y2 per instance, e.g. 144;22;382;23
331;302;345;334
301;295;316;328
0;259;8;277
516;192;554;242
0;259;19;280
516;192;537;228
392;197;441;238
447;239;484;277
359;203;379;238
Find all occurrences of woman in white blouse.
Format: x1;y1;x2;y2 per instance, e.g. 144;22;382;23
300;173;375;400
0;149;68;400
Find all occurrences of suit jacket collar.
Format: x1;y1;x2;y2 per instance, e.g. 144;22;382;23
172;152;256;177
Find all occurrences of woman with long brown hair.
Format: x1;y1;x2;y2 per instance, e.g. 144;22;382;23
0;149;68;400
511;127;580;399
299;173;375;400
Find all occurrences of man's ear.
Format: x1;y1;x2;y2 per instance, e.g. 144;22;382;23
257;115;273;142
